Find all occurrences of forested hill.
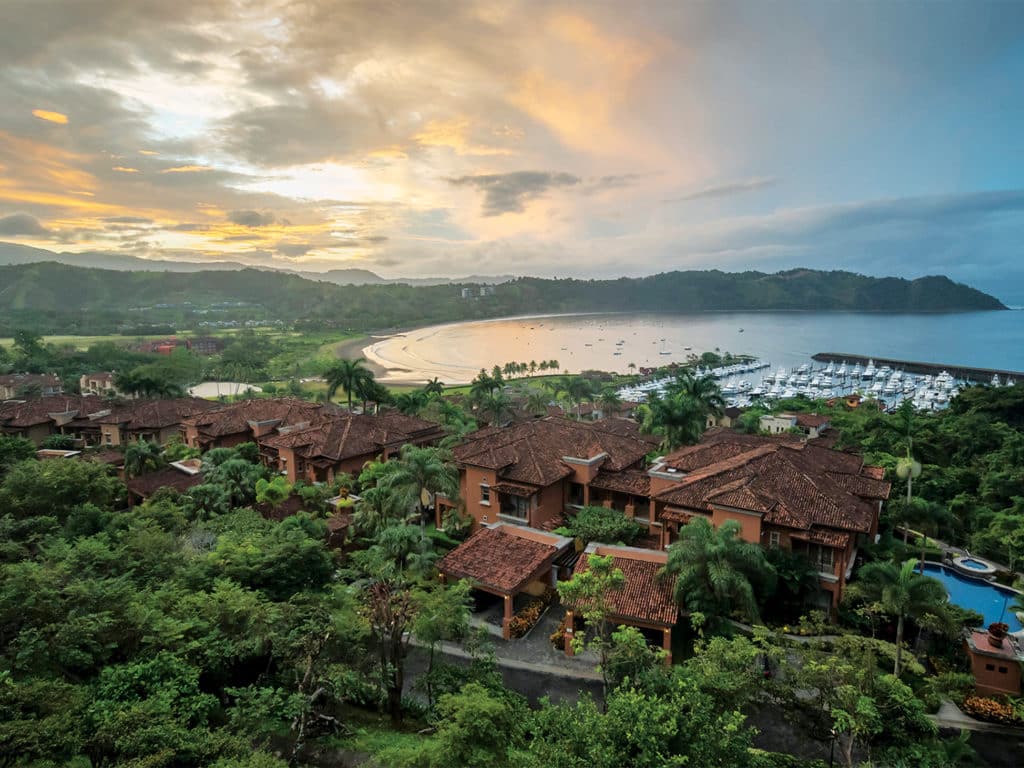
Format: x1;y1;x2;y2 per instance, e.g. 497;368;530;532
0;263;1006;334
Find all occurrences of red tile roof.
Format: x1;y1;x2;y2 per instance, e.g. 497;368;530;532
182;398;331;440
794;413;830;428
261;410;444;463
573;550;677;627
126;466;204;497
454;417;652;487
97;398;219;429
590;468;651;497
438;525;569;593
0;395;111;428
653;432;885;539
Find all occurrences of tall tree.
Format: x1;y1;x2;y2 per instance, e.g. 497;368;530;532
662;518;775;626
644;392;706;450
846;559;948;676
669;372;726;420
124;439;165;479
557;553;626;703
324;358;372;410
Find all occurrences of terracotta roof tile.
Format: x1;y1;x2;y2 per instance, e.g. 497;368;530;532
96;398;219;429
126;466;204;497
453;417;651;487
574;551;677;626
654;433;883;537
0;395;111;428
182;398;334;439
438;526;568;593
260;411;444;463
590;469;651;497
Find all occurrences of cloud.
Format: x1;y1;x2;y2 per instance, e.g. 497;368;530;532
0;212;49;235
112;166;140;173
228;210;275;227
666;177;779;203
102;216;153;224
161;165;209;173
447;171;581;216
275;241;314;258
32;109;68;124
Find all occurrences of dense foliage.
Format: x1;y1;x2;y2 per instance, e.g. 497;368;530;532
0;263;1004;336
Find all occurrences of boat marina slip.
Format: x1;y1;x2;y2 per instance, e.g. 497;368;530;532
615;356;1016;410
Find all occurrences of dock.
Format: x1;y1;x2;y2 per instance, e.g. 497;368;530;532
811;352;1024;382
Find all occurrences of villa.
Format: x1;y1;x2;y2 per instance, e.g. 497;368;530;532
438;422;888;618
0;373;63;400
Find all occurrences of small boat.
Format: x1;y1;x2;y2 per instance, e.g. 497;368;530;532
738;328;744;333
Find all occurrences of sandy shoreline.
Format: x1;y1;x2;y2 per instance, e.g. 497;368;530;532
331;330;433;386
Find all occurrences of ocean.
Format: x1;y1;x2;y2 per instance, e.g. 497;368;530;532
362;310;1024;384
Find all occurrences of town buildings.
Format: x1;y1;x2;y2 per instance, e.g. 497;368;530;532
0;373;63;399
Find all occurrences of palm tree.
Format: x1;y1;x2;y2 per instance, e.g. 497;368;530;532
564;376;595;419
645;392;706;450
393;391;428;416
469;370;499;406
598;389;622;418
661;518;775;626
669;371;726;419
423;378;445;398
124;439;164;478
847;559;948;676
524;387;550;417
478;391;512;425
386;445;459;535
324;358;372;410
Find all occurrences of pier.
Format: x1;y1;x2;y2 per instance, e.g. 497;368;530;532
811;353;1024;383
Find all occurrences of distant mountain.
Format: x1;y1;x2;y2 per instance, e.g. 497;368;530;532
0;242;513;286
0;262;1005;338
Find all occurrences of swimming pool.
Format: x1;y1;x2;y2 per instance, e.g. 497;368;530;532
921;564;1022;632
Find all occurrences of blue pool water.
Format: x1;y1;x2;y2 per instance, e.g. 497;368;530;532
921;564;1022;631
960;558;990;571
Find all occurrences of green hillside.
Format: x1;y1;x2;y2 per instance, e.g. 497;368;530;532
0;262;1006;336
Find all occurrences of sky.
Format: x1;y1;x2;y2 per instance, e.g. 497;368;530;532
2;0;1024;301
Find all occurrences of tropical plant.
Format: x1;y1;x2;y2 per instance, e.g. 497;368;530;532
845;559;949;676
662;518;776;626
385;445;458;535
598;388;623;417
668;371;726;419
423;378;445;397
644;391;706;450
478;391;512;425
392;391;428;416
324;357;372;410
124;439;164;478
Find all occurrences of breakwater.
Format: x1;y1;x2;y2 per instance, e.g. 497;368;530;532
811;353;1023;382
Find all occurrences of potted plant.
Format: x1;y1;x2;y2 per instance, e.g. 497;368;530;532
988;622;1009;647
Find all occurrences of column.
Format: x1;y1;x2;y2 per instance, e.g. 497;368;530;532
502;594;513;640
564;610;575;656
662;628;673;665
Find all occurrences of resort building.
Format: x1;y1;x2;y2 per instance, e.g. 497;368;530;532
0;395;113;445
649;430;887;610
260;410;446;483
759;412;832;439
79;372;125;398
439;417;658;531
96;398;219;447
180;398;330;450
439;422;887;615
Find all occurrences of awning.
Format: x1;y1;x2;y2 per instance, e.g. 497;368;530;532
491;482;537;498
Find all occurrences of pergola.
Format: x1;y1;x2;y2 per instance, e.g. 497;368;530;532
438;523;573;639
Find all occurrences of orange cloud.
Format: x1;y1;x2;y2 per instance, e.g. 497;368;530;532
138;150;160;156
161;165;210;173
32;109;69;125
113;166;140;173
414;118;512;156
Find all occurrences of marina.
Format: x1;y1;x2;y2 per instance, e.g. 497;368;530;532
616;355;1016;411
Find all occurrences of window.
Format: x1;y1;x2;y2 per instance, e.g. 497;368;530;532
818;547;834;572
104;432;112;446
769;531;781;548
985;663;995;671
999;666;1008;674
500;494;530;522
480;484;490;505
568;482;585;507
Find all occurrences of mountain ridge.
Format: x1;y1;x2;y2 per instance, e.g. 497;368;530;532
0;241;513;287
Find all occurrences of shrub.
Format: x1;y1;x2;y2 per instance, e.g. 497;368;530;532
566;505;645;545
